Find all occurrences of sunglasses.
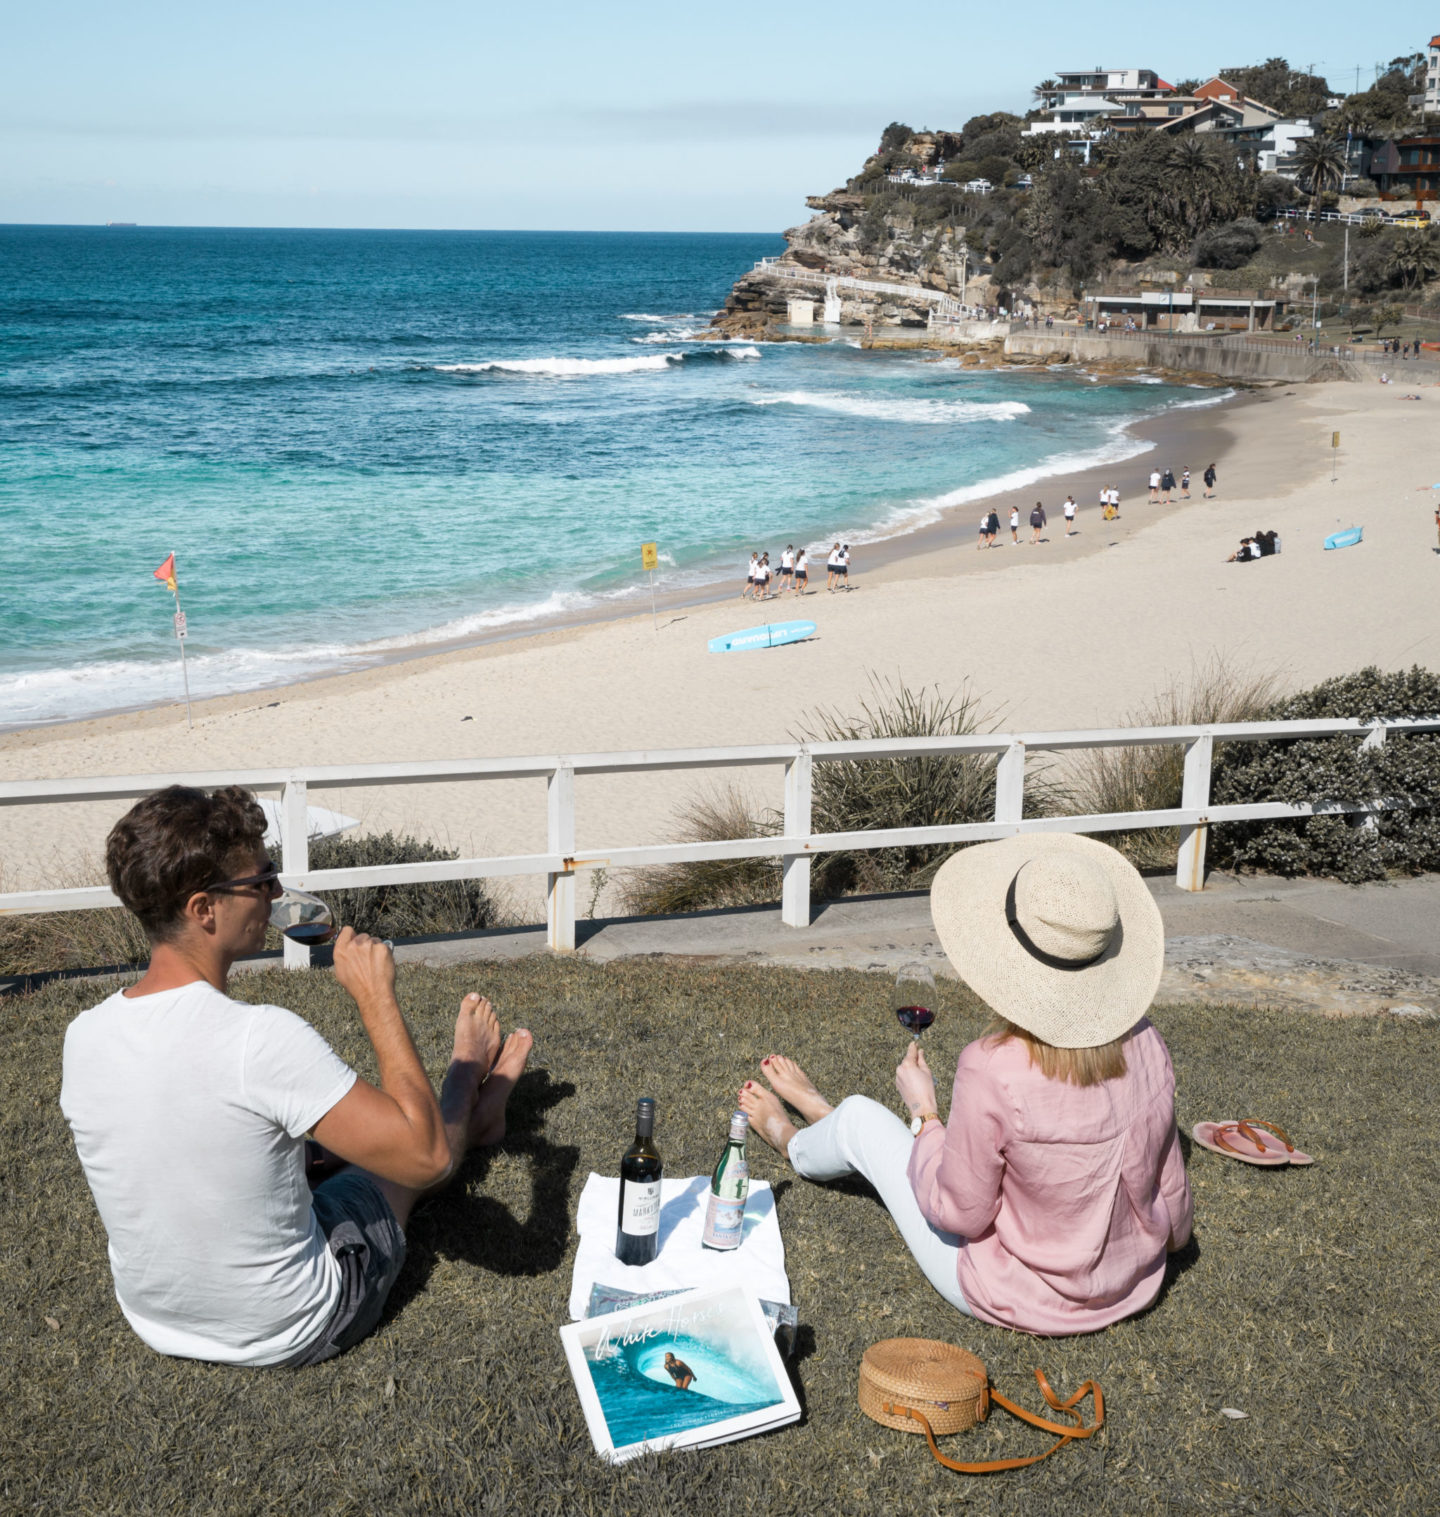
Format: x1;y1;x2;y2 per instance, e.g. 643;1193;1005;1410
201;861;282;895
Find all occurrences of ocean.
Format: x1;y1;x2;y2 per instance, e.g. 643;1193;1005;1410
1;226;1210;728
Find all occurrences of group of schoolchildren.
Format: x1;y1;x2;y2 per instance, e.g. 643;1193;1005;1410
1226;529;1280;563
973;460;1221;543
742;542;852;598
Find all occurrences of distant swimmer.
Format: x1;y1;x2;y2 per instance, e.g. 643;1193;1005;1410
664;1351;696;1390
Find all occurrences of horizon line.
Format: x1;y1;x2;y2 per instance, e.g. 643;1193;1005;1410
0;221;783;236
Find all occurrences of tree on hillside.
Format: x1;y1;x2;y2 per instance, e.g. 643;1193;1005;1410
1331;58;1426;136
1386;230;1440;292
1032;79;1058;102
1294;134;1347;216
1225;57;1330;115
1097;133;1254;257
878;122;913;154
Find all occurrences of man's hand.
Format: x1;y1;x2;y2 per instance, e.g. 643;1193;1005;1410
331;926;396;1008
895;1042;939;1119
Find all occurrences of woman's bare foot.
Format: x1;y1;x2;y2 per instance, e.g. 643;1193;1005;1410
468;1029;534;1148
738;1081;798;1160
760;1055;832;1123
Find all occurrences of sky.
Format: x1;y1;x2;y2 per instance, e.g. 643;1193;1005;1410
4;1;1435;232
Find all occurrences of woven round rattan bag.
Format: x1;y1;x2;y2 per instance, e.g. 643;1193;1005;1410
858;1337;1105;1475
859;1338;989;1435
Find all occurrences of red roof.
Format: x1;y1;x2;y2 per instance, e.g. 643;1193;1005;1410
1155;78;1173;91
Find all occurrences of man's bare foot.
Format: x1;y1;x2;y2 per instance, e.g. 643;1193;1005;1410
453;993;501;1079
468;1029;534;1148
738;1081;798;1160
760;1055;832;1123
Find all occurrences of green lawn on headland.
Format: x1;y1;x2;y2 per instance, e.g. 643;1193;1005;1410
4;958;1434;1516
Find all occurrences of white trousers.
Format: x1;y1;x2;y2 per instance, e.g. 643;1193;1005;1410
786;1095;972;1315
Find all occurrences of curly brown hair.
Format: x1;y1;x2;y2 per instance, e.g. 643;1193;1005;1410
105;785;268;942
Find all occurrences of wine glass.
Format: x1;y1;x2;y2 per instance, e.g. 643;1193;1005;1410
270;886;336;946
892;962;937;1041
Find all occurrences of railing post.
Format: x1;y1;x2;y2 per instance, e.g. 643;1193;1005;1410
1353;723;1387;832
782;748;813;928
1175;733;1214;892
994;743;1025;825
280;776;310;969
547;762;576;952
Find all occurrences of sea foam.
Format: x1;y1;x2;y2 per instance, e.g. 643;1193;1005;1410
748;391;1031;424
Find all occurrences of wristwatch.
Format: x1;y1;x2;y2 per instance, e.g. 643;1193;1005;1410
910;1111;941;1136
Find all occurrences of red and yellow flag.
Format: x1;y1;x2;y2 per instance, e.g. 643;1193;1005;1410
153;553;177;593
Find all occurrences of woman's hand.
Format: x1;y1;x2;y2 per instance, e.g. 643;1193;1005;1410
895;1043;939;1119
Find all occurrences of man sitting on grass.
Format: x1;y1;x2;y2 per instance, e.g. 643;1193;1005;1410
59;784;532;1368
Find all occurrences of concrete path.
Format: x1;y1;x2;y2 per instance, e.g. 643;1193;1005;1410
391;871;1440;1018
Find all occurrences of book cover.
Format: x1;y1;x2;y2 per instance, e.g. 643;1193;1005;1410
560;1283;801;1462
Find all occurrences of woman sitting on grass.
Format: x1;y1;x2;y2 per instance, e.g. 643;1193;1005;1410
739;835;1192;1336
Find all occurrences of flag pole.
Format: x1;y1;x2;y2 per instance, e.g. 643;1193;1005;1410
171;565;193;729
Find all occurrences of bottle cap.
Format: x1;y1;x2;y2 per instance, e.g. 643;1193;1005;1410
635;1097;656;1136
729;1110;749;1140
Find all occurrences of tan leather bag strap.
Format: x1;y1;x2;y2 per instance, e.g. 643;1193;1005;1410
883;1369;1104;1475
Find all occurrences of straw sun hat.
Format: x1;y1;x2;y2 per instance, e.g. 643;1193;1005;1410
929;834;1163;1048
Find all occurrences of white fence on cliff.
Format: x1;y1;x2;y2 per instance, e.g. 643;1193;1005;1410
751;258;966;322
3;716;1437;968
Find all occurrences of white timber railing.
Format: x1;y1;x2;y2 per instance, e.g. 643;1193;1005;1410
1;717;1436;968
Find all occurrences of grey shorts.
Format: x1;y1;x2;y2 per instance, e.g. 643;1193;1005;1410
282;1170;407;1368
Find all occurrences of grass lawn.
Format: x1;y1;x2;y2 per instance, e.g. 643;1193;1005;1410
3;958;1435;1515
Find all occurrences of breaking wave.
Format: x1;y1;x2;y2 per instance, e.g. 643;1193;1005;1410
748;391;1031;424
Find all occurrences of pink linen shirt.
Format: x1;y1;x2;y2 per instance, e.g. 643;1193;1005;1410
907;1018;1192;1336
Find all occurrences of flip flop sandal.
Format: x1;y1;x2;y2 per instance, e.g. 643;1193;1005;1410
1191;1120;1313;1166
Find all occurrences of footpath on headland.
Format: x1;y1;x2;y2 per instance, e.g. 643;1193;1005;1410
332;870;1440;1021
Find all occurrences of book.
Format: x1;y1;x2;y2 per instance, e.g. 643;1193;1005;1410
560;1283;801;1462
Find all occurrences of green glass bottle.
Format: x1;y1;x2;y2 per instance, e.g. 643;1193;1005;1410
702;1110;750;1250
616;1097;662;1265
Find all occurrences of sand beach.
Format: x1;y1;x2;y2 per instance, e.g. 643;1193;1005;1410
2;379;1436;912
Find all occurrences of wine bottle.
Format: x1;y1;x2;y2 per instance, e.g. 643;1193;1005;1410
701;1110;750;1251
616;1097;662;1265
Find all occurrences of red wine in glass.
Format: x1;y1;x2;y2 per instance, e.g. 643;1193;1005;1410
270;886;337;946
892;963;938;1041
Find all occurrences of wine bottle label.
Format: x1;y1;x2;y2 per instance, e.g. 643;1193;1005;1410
702;1192;746;1250
619;1179;661;1237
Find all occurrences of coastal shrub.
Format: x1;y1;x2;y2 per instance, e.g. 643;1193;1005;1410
1192;218;1264;270
1069;659;1283;870
1209;666;1440;882
305;830;502;940
0;866;151;980
619;788;780;916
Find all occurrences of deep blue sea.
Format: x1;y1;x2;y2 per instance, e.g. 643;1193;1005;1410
1;226;1211;727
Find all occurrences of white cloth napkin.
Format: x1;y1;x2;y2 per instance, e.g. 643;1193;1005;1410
568;1174;790;1320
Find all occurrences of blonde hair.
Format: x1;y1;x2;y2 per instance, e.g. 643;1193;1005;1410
984;1017;1128;1087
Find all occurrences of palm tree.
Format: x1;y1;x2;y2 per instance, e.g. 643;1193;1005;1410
1293;134;1347;216
1032;79;1058;104
1386;230;1440;291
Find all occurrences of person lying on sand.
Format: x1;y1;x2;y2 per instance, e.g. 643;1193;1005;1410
60;784;533;1369
738;835;1191;1337
664;1351;696;1389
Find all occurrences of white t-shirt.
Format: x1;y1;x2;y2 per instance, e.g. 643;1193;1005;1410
1149;471;1160;488
1009;509;1019;527
796;552;807;573
781;549;793;570
1064;499;1076;517
60;981;357;1366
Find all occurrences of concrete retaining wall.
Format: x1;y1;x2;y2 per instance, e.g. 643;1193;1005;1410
1003;331;1335;382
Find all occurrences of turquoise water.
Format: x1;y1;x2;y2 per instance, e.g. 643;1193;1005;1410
1;226;1207;727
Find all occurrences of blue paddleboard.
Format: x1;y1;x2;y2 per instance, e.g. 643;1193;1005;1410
1324;526;1363;550
708;619;817;653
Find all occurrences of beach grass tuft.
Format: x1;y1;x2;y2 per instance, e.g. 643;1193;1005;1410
4;955;1434;1515
1069;657;1282;869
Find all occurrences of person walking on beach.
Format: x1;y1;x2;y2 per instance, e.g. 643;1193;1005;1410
59;785;533;1369
743;553;758;599
978;513;989;550
826;543;841;591
1029;501;1047;545
1160;468;1175;506
1148;469;1161;504
837;543;852;589
985;509;1000;548
1063;495;1077;536
1203;463;1217;498
793;546;809;592
1180;468;1191;500
757;552;772;600
778;544;794;593
1009;506;1020;545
